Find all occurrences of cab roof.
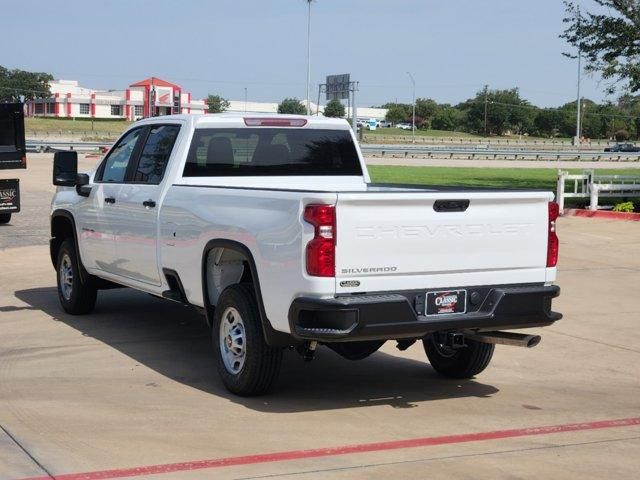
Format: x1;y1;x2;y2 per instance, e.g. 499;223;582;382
135;113;352;130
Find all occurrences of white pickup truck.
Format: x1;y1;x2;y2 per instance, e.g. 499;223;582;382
50;114;561;396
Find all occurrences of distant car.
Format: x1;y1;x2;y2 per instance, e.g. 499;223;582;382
604;143;640;152
397;123;413;130
377;120;392;128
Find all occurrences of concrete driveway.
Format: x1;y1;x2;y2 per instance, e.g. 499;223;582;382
0;157;639;479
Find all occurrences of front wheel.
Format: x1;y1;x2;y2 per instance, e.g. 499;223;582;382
423;335;494;379
56;238;97;314
212;284;283;396
0;213;11;224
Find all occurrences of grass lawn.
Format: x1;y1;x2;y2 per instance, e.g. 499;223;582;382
368;165;640;192
25;117;131;134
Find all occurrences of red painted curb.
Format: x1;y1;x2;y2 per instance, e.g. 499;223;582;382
563;208;640;221
17;417;640;480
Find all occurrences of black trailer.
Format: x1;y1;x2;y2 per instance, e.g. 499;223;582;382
0;103;26;224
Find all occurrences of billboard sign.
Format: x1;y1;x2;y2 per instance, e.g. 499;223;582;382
326;74;350;101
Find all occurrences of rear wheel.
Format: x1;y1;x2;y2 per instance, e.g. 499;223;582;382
212;284;283;396
423;335;494;379
56;238;97;314
0;213;11;224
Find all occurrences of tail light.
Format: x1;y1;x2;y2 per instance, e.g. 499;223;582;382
547;201;559;267
244;117;308;127
21;155;27;168
304;204;335;277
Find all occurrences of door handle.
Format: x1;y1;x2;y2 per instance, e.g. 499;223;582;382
143;199;156;208
433;199;470;212
104;196;116;204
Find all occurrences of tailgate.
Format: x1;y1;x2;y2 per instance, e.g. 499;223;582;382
335;190;553;294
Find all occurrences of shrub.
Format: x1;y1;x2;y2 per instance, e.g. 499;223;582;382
612;201;634;213
614;130;630;141
277;98;306;115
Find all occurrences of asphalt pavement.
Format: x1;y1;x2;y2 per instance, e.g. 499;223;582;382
0;154;639;480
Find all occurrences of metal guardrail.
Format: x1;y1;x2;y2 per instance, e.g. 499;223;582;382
362;134;620;149
26;140;111;153
360;145;640;162
26;140;640;163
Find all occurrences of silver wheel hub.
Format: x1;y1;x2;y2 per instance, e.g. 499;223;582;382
219;307;246;375
59;253;73;301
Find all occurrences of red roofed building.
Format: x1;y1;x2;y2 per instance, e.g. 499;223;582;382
27;77;207;120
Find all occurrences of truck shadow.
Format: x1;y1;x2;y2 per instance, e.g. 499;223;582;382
15;286;499;413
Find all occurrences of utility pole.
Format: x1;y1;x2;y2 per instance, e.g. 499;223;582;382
575;6;582;145
351;81;358;133
407;72;416;143
483;84;489;136
305;0;313;115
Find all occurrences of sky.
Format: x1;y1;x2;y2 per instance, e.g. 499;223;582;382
3;0;612;108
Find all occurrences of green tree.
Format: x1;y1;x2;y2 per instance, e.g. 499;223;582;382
414;98;439;128
207;94;230;113
323;99;345;117
557;99;604;138
533;108;567;137
561;1;640;93
617;94;640;138
0;66;53;102
458;87;535;135
277;98;306;115
384;103;411;124
431;105;464;131
597;102;634;138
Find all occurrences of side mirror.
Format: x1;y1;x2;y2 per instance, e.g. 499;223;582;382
53;151;78;186
76;173;90;186
75;173;91;197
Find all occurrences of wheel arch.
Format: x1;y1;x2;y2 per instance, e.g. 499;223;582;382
201;239;293;347
50;210;88;283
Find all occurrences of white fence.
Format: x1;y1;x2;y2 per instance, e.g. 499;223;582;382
557;170;640;211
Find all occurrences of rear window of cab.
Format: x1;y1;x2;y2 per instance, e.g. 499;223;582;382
183;128;362;176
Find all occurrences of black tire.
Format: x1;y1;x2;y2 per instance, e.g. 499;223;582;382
56;238;97;315
0;213;11;224
212;284;283;396
327;340;386;360
423;335;494;379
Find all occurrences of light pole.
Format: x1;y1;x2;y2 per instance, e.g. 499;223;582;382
406;72;416;143
244;87;247;112
574;6;582;146
575;48;582;145
305;0;313;115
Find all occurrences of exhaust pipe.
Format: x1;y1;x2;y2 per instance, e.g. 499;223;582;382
465;331;541;348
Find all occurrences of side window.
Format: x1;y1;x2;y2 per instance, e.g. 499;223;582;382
133;125;181;184
97;128;143;183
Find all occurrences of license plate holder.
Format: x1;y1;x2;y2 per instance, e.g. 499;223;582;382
0;178;20;213
426;289;467;316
